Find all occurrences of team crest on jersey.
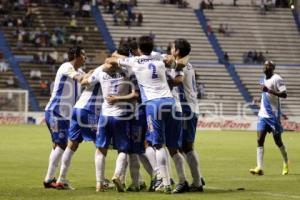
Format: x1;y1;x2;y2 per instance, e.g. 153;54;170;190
58;132;65;139
50;119;59;132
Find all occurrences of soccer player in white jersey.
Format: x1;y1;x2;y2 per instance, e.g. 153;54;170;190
170;39;205;192
54;69;103;189
106;36;178;194
83;47;136;192
249;61;289;176
43;46;86;188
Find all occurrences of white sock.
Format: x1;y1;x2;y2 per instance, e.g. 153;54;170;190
156;147;171;186
129;154;140;187
139;154;153;178
114;152;128;178
57;147;75;182
145;146;158;178
172;153;187;184
44;146;64;182
279;145;288;164
257;146;264;169
120;157;128;184
138;170;145;184
185;150;202;187
95;150;105;184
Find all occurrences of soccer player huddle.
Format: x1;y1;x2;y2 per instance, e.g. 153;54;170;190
42;35;290;194
43;36;205;194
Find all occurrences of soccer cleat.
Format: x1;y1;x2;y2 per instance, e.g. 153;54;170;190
112;176;125;192
282;163;289;175
189;183;204;192
126;183;140;192
153;177;162;191
103;178;115;189
249;167;264;176
43;178;57;189
55;180;75;190
96;182;108;192
172;181;189;194
139;181;147;191
201;177;206;186
163;185;172;194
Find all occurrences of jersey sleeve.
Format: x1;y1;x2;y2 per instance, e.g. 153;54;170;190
87;66;102;85
275;76;286;92
61;64;81;79
118;57;134;69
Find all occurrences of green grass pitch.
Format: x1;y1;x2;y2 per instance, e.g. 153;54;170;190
0;125;300;200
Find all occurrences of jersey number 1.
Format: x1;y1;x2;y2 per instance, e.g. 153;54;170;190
148;63;158;79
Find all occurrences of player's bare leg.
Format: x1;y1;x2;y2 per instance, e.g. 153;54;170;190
273;134;289;175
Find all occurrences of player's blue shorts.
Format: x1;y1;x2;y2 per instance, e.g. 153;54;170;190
129;106;147;154
96;114;130;152
45;110;70;145
166;111;183;148
182;111;198;144
257;116;283;135
68;108;99;143
145;97;176;147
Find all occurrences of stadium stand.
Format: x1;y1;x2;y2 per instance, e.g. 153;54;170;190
1;2;107;109
193;63;254;116
204;5;300;64
100;0;218;62
236;65;300;116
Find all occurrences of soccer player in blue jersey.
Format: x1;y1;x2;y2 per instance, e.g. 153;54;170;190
43;46;86;188
249;60;289;176
169;39;205;192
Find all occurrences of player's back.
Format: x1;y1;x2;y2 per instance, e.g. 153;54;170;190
95;67;131;116
45;62;82;118
121;55;172;103
178;62;199;114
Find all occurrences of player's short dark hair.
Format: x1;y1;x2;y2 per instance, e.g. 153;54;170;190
68;46;84;61
117;42;130;57
138;36;153;55
264;60;275;70
174;38;191;58
128;39;138;51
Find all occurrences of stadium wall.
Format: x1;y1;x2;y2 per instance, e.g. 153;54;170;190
1;112;300;132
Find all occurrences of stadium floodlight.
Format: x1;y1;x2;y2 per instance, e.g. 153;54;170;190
0;89;28;124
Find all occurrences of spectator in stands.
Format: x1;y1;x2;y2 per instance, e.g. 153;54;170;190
207;0;214;9
63;52;68;62
224;24;233;37
137;12;143;26
50;32;58;47
48;51;58;65
30;69;42;80
200;0;208;9
0;3;5;15
197;83;205;99
69;33;77;45
81;2;91;17
6;76;15;88
233;0;238;6
0;60;9;72
63;3;72;16
108;0;115;13
149;31;155;41
224;52;230;63
257;52;266;64
69;15;78;31
218;23;226;34
207;20;213;35
76;35;84;44
40;80;48;95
